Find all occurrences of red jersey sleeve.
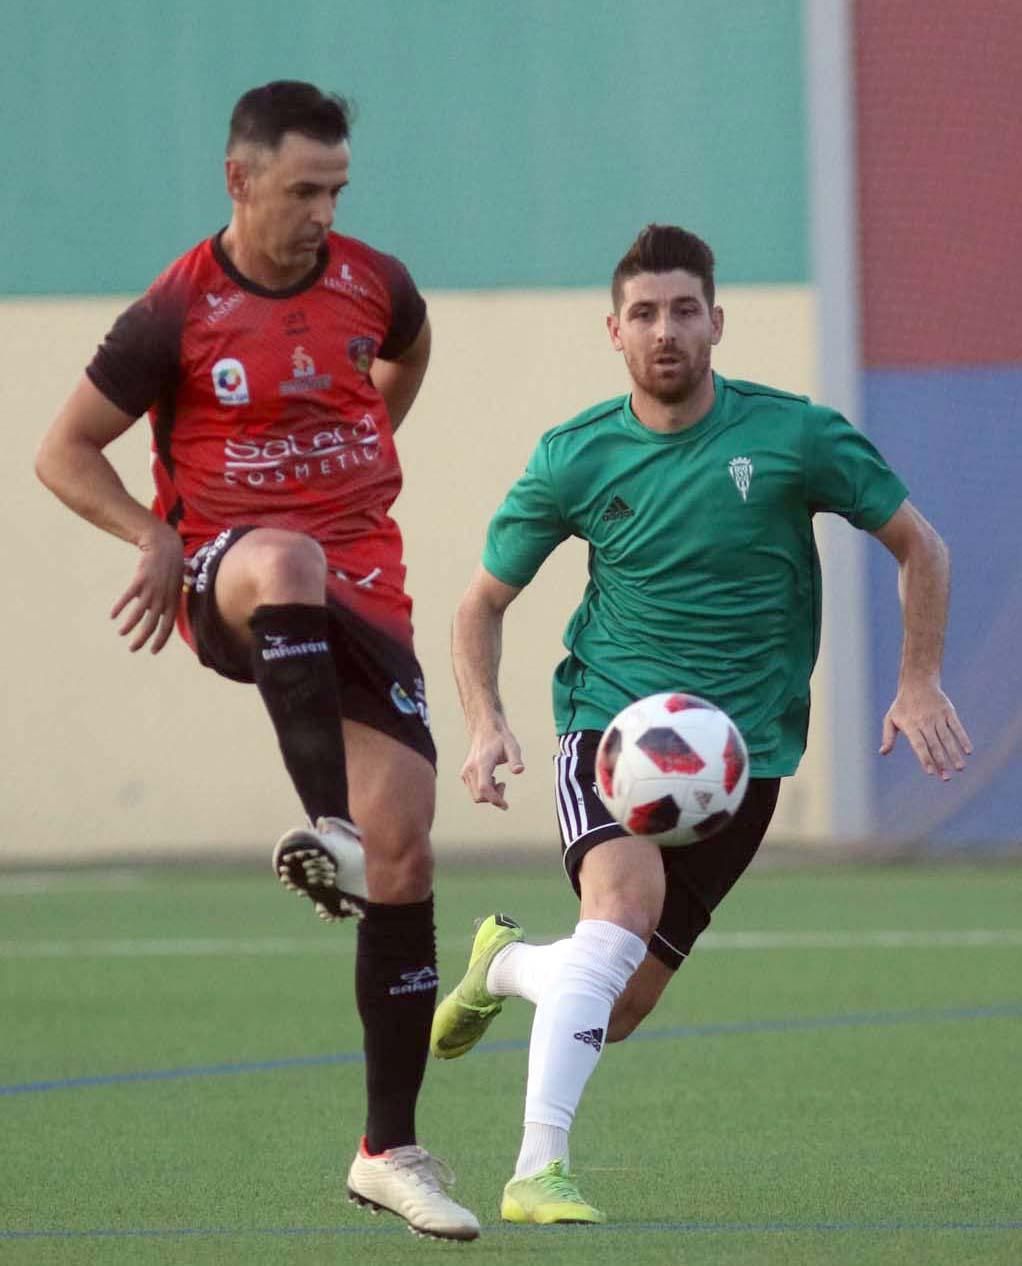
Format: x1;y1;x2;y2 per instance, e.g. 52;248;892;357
86;284;185;418
375;253;427;361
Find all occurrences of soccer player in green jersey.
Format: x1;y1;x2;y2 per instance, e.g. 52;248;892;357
431;224;972;1224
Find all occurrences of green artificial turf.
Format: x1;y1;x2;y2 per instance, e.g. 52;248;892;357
2;863;1020;1265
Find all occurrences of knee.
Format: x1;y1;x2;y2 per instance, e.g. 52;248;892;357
581;895;661;946
578;839;665;944
247;533;328;605
363;825;434;904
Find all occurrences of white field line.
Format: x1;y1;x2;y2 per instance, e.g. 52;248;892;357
700;929;1022;949
1;929;1022;959
0;871;149;895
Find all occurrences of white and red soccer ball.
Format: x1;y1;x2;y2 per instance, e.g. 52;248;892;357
595;692;749;847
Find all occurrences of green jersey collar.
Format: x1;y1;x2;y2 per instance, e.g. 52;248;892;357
622;372;724;443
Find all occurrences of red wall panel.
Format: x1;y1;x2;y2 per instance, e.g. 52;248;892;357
856;1;1022;367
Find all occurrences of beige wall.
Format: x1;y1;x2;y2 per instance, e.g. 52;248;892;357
1;285;829;864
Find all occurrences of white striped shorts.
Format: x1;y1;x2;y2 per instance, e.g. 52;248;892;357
553;730;780;969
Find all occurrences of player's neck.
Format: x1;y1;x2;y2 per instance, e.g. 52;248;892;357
629;370;716;434
220;223;311;292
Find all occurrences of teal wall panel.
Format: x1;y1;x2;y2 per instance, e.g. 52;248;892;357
2;0;806;294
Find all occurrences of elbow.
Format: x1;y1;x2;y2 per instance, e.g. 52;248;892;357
452;590;485;635
896;504;949;572
34;432;76;498
34;438;57;491
452;586;505;651
923;520;950;574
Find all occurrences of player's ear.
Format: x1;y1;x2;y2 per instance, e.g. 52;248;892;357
710;305;724;346
607;312;623;351
225;156;250;203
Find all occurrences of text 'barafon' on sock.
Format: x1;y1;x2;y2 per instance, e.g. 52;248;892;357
357;896;438;1154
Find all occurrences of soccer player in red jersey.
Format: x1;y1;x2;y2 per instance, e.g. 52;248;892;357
35;81;479;1241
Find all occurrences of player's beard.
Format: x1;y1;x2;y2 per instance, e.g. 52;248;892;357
629;340;713;405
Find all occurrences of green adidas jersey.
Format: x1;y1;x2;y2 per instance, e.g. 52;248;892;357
482;373;908;776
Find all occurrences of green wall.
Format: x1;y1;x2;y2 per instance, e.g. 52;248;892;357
3;0;806;294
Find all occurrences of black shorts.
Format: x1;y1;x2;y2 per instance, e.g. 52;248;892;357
554;730;780;970
184;527;436;768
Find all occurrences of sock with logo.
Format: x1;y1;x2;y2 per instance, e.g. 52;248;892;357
514;919;646;1177
248;603;349;822
356;897;438;1153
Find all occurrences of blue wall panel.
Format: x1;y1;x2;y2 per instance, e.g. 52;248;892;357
865;367;1022;846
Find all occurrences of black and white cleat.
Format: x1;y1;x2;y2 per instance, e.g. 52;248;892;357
272;817;367;921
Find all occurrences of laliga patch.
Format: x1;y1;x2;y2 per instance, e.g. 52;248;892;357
211;358;250;405
347;336;377;376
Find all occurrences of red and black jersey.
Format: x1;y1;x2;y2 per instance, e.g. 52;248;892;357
86;231;426;646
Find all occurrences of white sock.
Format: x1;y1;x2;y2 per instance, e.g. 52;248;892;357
487;939;568;1004
514;919;646;1177
515;1123;569;1179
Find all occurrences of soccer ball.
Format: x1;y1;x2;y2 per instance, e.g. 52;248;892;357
595;692;749;847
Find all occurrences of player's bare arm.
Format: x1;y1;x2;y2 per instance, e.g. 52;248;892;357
372;316;431;432
871;499;972;779
451;565;526;810
35;376;184;654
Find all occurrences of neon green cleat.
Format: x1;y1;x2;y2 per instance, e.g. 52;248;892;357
430;913;524;1060
500;1160;606;1224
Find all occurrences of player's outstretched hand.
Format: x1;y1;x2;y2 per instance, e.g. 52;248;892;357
460;722;525;811
111;524;185;654
880;681;972;781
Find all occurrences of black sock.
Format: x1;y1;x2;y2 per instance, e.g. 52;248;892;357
248;603;349;823
356;897;438;1153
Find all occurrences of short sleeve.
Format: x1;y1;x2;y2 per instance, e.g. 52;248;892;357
375;254;427;360
804;407;909;531
85;285;183;418
482;439;571;588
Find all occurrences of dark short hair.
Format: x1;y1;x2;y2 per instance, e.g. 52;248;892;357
611;224;716;311
227;81;352;154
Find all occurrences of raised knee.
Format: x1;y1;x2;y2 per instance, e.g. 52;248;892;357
258;534;326;592
248;533;327;604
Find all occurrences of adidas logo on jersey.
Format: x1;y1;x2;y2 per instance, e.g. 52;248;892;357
573;1027;604;1051
602;495;634;522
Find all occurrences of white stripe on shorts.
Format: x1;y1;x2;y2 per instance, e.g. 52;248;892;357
652;929;688;962
554;732;587;843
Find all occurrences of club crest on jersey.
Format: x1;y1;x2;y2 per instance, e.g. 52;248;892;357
211;358;250;405
728;456;754;502
348;336;377;375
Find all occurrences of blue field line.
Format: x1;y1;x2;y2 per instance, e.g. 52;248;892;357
0;1050;365;1096
2;1218;1021;1242
2;1001;1020;1098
